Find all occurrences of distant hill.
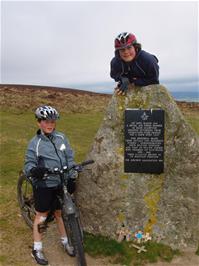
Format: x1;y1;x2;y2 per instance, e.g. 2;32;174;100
0;84;198;114
0;84;111;113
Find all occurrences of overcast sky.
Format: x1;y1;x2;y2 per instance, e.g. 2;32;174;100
1;1;198;89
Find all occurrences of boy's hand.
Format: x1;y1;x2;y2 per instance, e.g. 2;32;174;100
30;167;47;179
116;77;130;95
69;169;79;179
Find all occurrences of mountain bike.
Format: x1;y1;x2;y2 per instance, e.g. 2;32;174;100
17;160;94;266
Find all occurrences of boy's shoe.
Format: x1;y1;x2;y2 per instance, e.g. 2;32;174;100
62;242;75;257
31;249;48;265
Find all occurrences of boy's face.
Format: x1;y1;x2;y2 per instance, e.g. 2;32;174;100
38;120;56;134
119;45;136;62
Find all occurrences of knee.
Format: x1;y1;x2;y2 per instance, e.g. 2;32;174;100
35;212;48;223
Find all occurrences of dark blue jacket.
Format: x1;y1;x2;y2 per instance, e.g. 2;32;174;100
110;50;159;86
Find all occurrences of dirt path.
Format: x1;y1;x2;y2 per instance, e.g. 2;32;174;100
41;224;199;266
43;224;119;266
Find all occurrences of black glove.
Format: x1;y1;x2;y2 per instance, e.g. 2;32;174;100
118;77;130;93
69;169;79;179
30;167;47;179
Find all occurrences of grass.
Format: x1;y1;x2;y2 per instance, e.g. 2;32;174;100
0;107;198;265
184;113;199;135
84;233;180;266
196;243;199;256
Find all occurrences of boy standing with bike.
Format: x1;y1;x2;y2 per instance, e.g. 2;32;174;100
24;105;77;265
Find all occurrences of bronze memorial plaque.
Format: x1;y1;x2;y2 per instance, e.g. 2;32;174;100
124;109;164;173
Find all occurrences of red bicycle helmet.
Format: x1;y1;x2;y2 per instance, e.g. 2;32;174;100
114;32;137;50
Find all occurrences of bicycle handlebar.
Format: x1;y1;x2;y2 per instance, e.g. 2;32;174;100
46;159;95;175
80;160;95;167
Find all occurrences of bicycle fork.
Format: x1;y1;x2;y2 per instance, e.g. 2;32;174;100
62;186;76;215
62;186;84;240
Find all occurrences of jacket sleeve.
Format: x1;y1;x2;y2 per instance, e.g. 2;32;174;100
110;57;123;82
63;136;75;168
134;56;159;86
24;140;38;176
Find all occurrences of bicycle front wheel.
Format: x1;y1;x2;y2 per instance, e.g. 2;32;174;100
17;171;35;228
68;213;87;266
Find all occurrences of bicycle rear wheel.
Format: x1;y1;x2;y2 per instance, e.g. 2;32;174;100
17;171;35;228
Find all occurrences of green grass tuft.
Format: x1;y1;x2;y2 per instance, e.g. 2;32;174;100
84;232;134;265
84;232;180;266
185;114;199;135
196;243;199;256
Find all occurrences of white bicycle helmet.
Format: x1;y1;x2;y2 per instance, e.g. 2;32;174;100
35;105;59;120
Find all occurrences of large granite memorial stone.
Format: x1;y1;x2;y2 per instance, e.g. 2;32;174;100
77;84;199;249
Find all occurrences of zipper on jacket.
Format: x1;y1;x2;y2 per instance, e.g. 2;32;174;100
48;135;64;169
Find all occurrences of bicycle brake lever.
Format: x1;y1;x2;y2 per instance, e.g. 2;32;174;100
74;165;83;172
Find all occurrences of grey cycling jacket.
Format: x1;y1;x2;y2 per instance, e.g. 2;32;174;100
24;129;75;188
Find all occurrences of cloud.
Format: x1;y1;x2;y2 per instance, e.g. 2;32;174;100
1;1;198;87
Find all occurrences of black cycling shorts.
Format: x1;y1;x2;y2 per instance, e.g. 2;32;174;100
33;186;62;212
